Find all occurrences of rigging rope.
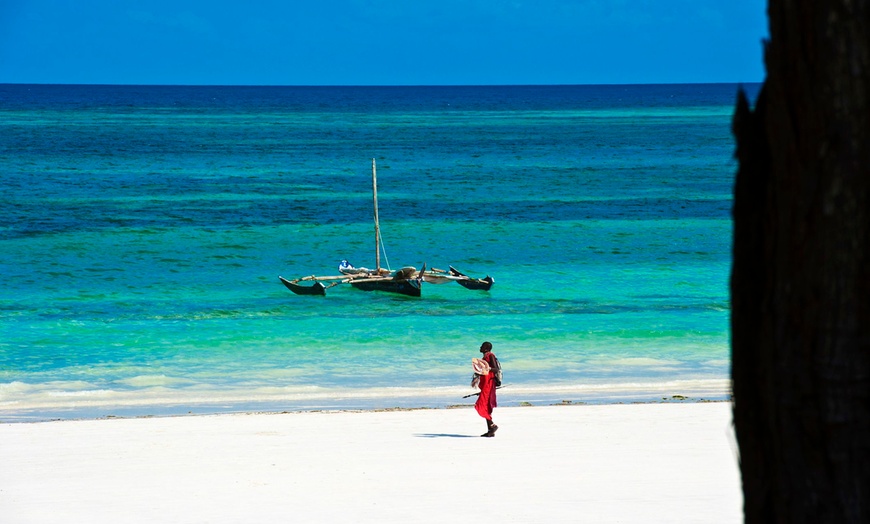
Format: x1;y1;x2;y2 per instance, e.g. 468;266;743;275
377;228;391;271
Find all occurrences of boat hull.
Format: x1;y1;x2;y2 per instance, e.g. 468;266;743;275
457;275;494;291
279;276;327;296
448;266;495;291
350;278;422;297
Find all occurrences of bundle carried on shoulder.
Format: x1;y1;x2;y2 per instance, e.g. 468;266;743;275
471;357;490;375
470;357;487;389
490;354;503;387
470;356;503;387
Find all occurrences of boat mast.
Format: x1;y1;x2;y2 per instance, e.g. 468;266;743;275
372;158;381;272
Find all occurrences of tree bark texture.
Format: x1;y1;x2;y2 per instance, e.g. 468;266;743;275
732;0;870;522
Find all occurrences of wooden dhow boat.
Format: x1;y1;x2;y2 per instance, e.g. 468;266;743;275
278;159;493;297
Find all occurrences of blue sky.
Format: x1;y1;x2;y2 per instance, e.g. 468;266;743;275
1;1;767;85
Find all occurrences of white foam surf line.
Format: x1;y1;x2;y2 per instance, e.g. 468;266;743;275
0;379;731;422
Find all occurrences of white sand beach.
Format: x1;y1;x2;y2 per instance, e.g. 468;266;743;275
0;402;742;523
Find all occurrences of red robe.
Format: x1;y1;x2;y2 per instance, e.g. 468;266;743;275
475;352;498;420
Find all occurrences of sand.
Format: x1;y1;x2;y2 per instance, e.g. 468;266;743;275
0;402;742;523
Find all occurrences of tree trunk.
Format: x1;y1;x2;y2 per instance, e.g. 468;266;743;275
731;0;870;522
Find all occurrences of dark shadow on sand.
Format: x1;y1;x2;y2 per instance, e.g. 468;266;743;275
415;433;476;438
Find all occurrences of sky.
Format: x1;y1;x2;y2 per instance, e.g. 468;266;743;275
0;0;768;86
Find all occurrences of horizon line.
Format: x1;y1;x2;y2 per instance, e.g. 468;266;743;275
1;81;765;89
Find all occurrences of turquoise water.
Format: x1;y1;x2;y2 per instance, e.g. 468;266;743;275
0;84;757;421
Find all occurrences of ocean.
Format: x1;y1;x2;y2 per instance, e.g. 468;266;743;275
0;83;760;421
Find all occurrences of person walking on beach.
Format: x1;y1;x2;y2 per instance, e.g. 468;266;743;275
473;341;499;437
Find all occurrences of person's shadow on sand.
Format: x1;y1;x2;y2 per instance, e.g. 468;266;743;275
415;433;477;438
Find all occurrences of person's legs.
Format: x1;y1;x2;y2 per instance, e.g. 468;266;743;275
482;418;499;437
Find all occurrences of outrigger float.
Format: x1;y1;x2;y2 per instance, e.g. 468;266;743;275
278;159;493;298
